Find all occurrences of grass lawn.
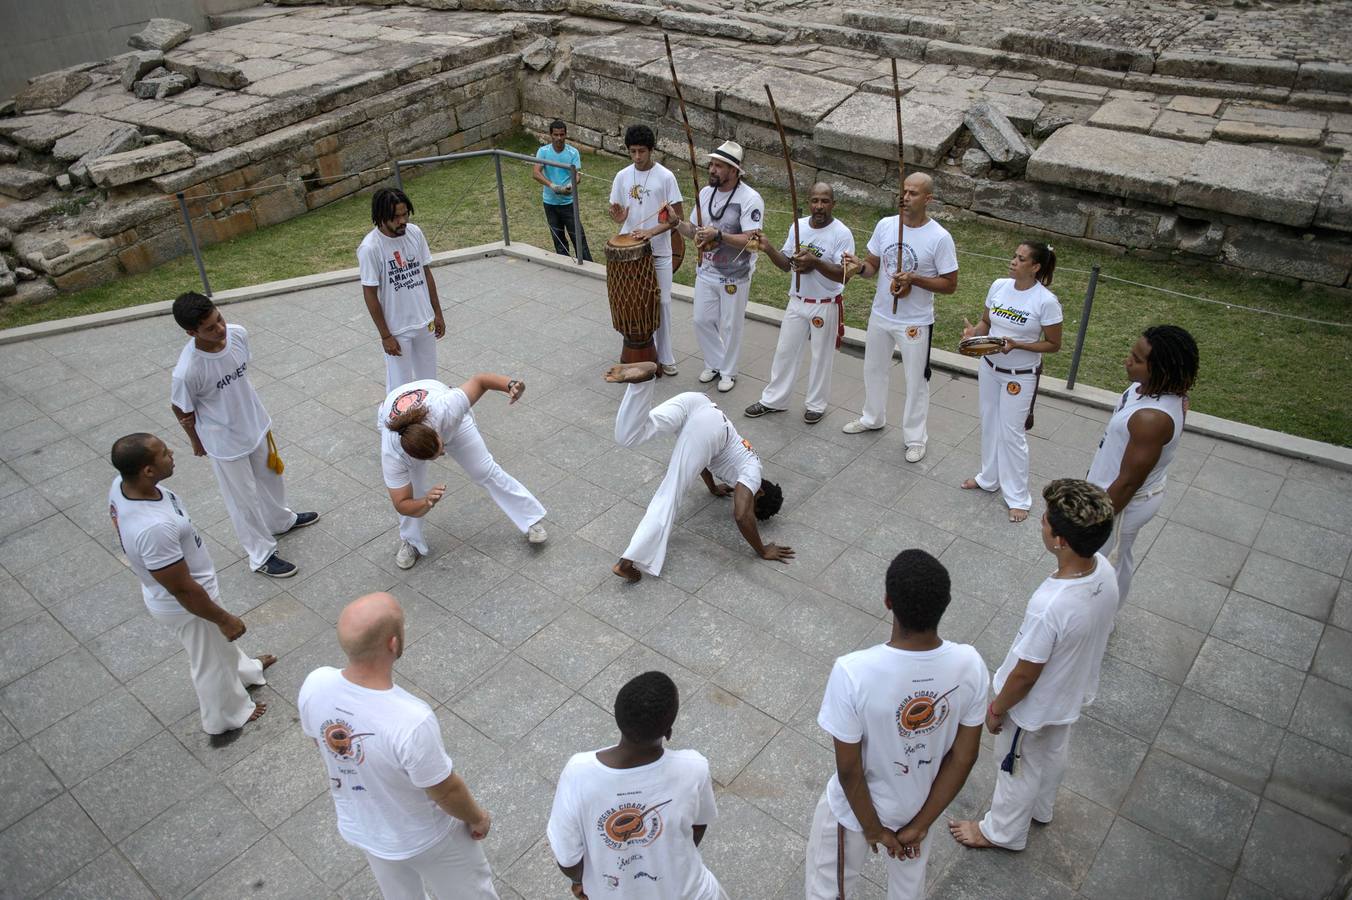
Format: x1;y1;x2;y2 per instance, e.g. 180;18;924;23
7;130;1349;446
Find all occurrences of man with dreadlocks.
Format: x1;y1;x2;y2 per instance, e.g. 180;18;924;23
359;187;446;392
949;478;1116;854
1086;325;1199;605
604;361;790;582
379;375;547;570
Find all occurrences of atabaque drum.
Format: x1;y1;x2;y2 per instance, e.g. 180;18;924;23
605;234;661;364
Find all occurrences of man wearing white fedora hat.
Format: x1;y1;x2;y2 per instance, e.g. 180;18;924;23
671;141;765;394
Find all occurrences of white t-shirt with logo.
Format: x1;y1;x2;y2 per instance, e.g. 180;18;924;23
547;748;720;900
783;217;854;301
818;641;988;831
994;554;1119;731
377;380;472;490
694;182;765;283
865;216;959;327
610;163;684;259
170;324;271;461
109;478;217;615
689;395;762;493
983;278;1063;371
298;666;455;860
357;223;436;337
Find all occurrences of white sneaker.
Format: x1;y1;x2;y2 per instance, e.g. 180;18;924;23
905;444;927;463
660;364;678;377
717;376;735;392
527;523;548;544
842;419;881;434
698;368;718;383
395;540;419;570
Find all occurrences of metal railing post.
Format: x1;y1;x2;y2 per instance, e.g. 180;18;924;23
569;164;583;266
177;191;212;298
493;152;510;245
392;160;404;192
1065;264;1100;390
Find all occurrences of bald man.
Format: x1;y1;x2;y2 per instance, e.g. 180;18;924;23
744;183;855;425
841;173;959;463
299;593;498;899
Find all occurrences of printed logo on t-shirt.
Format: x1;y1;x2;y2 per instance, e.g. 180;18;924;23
215;362;248;392
389;388;428;421
321;719;374;764
880;241;919;276
895;685;959;737
596;799;670;850
393;251;406;268
991;304;1030;326
801;240;826;260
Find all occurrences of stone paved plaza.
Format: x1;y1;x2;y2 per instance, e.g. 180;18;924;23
0;253;1350;899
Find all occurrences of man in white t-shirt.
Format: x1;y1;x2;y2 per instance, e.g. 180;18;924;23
950;479;1117;853
300;592;497;899
169;293;318;579
358;187;446;392
109;433;274;734
841;173;959;463
548;671;726;899
609;124;685;376
743;183;854;425
604;361;790;582
379;375;548;570
671;141;765;393
808;548;987;899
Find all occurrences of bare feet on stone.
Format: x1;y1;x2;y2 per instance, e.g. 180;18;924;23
1008;508;1029;523
948;819;995;848
604;362;658;384
247;702;268;723
260;654;277;670
613;559;641;582
960;478;981;490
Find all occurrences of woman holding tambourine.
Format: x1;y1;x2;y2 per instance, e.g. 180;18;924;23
959;242;1063;522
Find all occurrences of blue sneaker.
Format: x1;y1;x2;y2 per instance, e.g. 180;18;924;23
278;512;319;535
258;554;297;578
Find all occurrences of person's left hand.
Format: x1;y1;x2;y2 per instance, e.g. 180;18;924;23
630;228;652;242
708;482;733;498
433;312;445;339
791;248;814;272
570;883;588;900
695;225;720;245
1000;337;1017;353
507;379;526;404
986;705;1005;735
894;822;927;859
890;271;912;296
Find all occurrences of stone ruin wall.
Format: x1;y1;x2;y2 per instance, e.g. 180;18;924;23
0;0;1349;306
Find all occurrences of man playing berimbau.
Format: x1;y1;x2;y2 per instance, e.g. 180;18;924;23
604;362;790;582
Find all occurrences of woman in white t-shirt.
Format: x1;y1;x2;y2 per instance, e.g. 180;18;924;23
961;242;1063;522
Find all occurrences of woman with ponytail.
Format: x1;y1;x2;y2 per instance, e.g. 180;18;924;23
960;241;1063;523
379;374;548;569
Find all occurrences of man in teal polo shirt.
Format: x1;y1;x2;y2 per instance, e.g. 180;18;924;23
532;120;592;261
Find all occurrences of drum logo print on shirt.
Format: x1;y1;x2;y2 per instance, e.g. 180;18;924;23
597;799;671;850
322;719;374;765
896;685;959;738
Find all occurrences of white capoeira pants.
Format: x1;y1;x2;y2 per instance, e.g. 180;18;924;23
210;433;297;571
693;274;749;379
654;254;675;367
616;381;722;576
804;790;932;900
151;608;265;734
977;722;1071;850
860;317;930;449
364;819;498;900
974;361;1039;511
398;411;546;555
383;325;437;394
1107;486;1165;606
760;297;839;414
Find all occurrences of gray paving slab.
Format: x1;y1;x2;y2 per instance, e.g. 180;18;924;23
1;253;1349;897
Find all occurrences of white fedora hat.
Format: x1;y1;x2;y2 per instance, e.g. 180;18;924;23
705;140;744;171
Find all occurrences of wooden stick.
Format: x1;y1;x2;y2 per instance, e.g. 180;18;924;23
764;84;800;293
663;34;705;233
891;58;910;314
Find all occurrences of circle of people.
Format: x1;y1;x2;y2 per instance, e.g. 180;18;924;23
104;119;1201;900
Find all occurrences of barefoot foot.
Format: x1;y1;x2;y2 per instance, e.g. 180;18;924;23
1008;508;1029;523
604;362;658;384
960;478;981;490
612;560;641;583
247;702;268;723
948;819;995;848
260;654;278;670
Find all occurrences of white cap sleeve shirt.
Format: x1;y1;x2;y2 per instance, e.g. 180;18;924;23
377;381;471;490
865;217;959;327
994;554;1120;731
109;478;218;615
783;218;855;300
357;222;436;337
610;163;684;258
298;666;455;860
170;324;272;461
817;641;989;831
547;748;721;899
705;408;762;493
982;278;1063;371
